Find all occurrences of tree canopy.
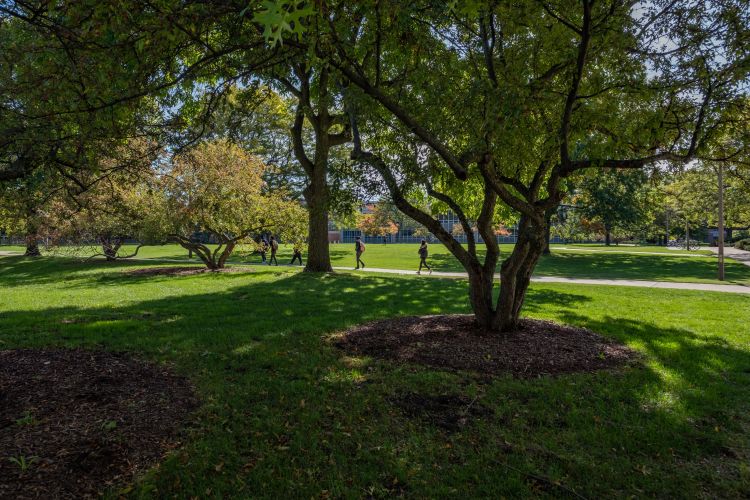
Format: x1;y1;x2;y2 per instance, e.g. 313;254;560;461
0;0;747;331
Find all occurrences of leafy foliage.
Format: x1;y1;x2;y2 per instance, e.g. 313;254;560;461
576;169;651;244
140;140;306;269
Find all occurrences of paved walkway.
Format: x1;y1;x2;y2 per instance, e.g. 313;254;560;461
332;266;750;295
3;250;747;295
709;246;750;267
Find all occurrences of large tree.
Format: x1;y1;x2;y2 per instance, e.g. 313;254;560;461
314;0;748;331
577;169;650;245
275;64;352;272
0;4;171;186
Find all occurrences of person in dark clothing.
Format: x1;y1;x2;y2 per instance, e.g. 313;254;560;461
269;236;279;266
382;236;387;245
290;242;303;265
259;237;268;264
354;236;366;269
417;239;432;274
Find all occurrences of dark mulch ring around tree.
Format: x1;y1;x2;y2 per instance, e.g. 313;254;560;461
123;265;252;277
0;349;198;499
335;315;639;378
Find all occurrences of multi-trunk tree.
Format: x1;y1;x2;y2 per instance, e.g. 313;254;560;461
140;140;307;270
2;0;748;333
314;0;748;331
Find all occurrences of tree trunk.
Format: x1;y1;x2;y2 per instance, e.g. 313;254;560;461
493;218;545;332
304;167;333;273
174;240;218;269
542;208;553;255
467;267;495;328
604;225;611;246
101;237;123;261
217;242;235;269
24;233;40;257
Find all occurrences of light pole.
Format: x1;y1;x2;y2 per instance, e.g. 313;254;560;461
718;163;725;281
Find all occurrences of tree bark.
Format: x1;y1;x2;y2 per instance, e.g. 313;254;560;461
542;208;553;255
604;225;612;246
449;216;545;333
287;74;338;274
493;217;545;332
100;237;123;261
304;169;333;272
24;234;41;256
217;242;235;269
467;266;495;328
174;240;218;269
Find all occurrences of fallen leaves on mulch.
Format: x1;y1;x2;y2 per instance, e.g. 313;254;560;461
335;315;637;378
123;266;250;277
0;349;197;499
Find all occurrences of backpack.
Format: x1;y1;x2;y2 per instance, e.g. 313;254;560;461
358;241;366;253
271;240;279;251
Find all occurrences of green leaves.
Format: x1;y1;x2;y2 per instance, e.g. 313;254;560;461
251;1;315;46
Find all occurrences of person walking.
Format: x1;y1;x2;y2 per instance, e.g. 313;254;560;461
417;239;432;274
269;236;279;266
290;243;303;265
354;236;366;269
259;236;268;264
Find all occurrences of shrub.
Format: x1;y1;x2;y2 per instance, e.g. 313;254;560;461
734;238;750;251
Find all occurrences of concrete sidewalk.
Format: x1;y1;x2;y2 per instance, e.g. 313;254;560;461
3;251;747;295
709;246;750;267
333;266;750;295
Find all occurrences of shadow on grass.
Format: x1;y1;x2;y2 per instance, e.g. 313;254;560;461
329;245;750;284
2;261;750;496
536;252;750;284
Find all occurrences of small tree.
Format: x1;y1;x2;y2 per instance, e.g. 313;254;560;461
357;212;398;238
30;140;163;260
143;140;306;269
46;184;149;261
412;225;431;240
0;170;54;256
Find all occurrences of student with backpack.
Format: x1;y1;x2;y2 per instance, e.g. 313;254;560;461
259;237;268;264
417;239;432;274
355;236;366;269
269;236;279;266
290;242;303;265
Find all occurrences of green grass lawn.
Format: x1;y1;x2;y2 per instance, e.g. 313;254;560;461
1;254;750;497
556;243;713;255
2;242;743;285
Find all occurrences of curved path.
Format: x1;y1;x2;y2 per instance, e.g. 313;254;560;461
333;266;750;295
709;246;750;267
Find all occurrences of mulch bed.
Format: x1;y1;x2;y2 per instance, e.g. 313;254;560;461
123;266;250;277
335;315;637;378
0;349;198;499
